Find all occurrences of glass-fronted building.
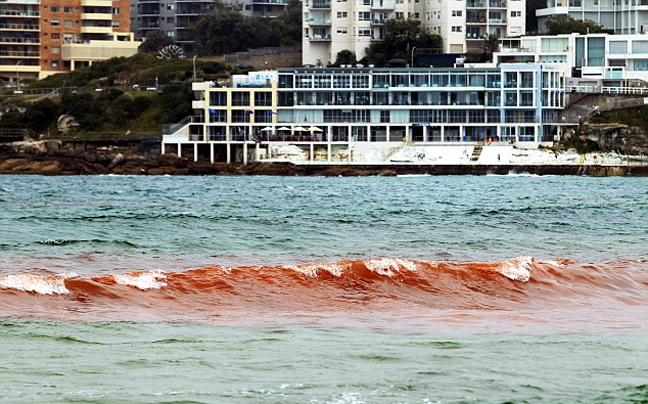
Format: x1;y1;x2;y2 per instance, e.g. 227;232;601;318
162;64;569;164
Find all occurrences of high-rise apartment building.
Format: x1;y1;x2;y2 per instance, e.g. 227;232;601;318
0;0;137;82
302;0;525;66
537;0;648;35
130;0;291;54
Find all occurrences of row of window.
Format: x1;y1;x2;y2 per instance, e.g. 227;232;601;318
279;72;549;89
210;92;273;107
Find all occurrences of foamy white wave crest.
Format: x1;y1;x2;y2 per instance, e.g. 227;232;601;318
497;256;533;282
364;258;419;277
0;273;78;295
289;263;350;278
112;269;167;290
542;259;565;268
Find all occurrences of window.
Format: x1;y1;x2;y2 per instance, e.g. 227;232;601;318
64;20;73;27
451;10;462;16
232;92;250;106
358;28;372;36
52;61;59;67
336;11;347;18
64;6;72;12
112;7;120;14
52;46;60;54
358;11;370;21
51;19;60;26
166;3;174;10
51;6;60;12
51;33;60;39
451;26;462;32
510;11;521;17
254;92;272;107
337;27;348;34
210;92;227;106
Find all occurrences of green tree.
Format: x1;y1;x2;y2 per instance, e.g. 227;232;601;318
269;0;302;46
191;2;254;56
24;98;60;132
333;50;357;66
545;15;608;35
365;18;441;66
138;31;177;54
157;83;194;123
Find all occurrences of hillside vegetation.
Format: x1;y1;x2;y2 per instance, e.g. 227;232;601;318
1;53;251;138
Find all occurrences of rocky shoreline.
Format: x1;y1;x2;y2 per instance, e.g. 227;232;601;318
1;140;647;176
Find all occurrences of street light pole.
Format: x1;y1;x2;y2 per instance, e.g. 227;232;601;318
410;47;417;68
192;55;197;80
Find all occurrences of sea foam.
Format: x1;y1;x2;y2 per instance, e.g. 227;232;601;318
0;273;78;295
496;256;533;282
112;270;168;290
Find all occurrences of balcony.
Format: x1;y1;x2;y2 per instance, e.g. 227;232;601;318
0;10;40;17
466;1;486;8
0;23;40;31
81;12;113;20
0;50;40;58
309;1;331;9
252;0;289;4
81;0;113;6
371;18;387;25
309;34;331;41
308;18;331;26
370;1;394;10
0;37;40;45
80;25;113;34
489;0;507;8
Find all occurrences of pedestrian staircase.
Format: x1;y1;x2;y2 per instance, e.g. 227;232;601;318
470;145;483;162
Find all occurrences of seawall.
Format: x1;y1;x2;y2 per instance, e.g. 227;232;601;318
1;140;647;176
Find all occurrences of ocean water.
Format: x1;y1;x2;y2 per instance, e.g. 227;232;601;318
0;174;647;403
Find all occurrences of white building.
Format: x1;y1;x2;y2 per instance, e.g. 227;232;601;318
302;0;525;66
162;64;568;165
495;33;648;91
537;0;648;35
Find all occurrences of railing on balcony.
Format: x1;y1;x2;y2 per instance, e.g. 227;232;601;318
370;1;394;9
309;1;331;8
309;34;331;41
0;10;40;17
0;37;39;44
309;18;331;25
0;23;40;31
0;49;40;56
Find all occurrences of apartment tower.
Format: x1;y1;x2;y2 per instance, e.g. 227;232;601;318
0;0;136;82
302;0;525;66
537;0;648;35
130;0;291;54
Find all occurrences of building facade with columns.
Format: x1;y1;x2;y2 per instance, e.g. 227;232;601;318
162;64;567;165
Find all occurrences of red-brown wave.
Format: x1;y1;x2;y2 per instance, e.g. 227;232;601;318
1;257;647;332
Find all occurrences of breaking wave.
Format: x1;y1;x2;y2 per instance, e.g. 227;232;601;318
1;257;646;327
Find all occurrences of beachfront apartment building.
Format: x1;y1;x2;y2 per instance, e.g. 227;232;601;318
162;64;567;165
495;33;648;90
302;0;525;66
536;0;648;35
130;0;290;53
0;0;138;83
